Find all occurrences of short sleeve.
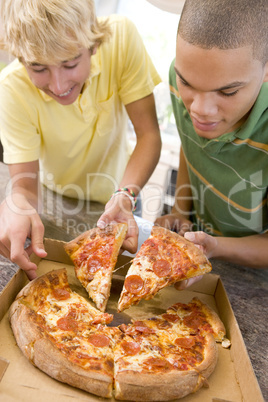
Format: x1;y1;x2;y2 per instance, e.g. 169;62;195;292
115;17;161;105
0;66;41;164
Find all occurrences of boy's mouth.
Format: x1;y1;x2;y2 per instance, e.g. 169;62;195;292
58;87;73;97
191;116;219;132
48;86;75;99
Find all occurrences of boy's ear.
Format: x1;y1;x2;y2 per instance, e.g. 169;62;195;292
91;45;98;55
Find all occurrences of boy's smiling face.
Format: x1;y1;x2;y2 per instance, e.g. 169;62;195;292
22;47;96;105
175;35;268;139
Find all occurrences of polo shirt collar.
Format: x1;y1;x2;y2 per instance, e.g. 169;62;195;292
194;82;268;153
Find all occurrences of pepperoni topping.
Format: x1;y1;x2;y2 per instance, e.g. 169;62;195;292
132;321;156;334
66;308;77;319
87;256;102;273
134;326;156;334
124;275;144;294
143;238;158;250
52;288;71;301
144;357;172;371
175;337;196;349
153;259;172;277
183;312;212;332
178;363;189;371
162;313;181;323
121;341;141;355
88;334;110;348
156;320;172;330
57;316;79;331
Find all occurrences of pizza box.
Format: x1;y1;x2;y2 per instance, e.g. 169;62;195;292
0;238;264;402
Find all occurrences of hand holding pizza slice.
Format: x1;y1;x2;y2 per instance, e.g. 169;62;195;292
118;226;212;312
64;222;128;312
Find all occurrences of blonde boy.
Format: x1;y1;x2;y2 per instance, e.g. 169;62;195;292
0;0;162;279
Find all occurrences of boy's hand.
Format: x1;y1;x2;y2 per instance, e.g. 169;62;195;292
97;193;139;255
155;213;193;235
174;275;203;290
174;231;216;290
0;195;47;280
184;231;218;258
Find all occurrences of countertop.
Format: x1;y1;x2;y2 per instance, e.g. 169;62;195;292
0;162;267;400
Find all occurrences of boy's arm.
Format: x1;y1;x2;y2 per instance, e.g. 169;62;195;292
0;161;47;279
155;147;193;234
98;93;161;253
185;231;268;269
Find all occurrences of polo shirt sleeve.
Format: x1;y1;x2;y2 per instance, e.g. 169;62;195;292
0;68;41;164
116;17;162;105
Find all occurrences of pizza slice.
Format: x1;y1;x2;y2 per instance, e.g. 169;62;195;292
166;297;226;342
119;297;226;343
118;226;212;312
114;300;220;401
9;269;116;398
64;222;128;311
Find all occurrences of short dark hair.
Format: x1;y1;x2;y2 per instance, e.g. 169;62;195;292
178;0;268;64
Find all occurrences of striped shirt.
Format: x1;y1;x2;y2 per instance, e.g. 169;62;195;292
169;59;268;237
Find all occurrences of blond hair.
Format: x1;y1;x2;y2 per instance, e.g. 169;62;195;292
0;0;112;64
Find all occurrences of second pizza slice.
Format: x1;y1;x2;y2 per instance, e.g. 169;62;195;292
118;226;212;312
64;222;128;311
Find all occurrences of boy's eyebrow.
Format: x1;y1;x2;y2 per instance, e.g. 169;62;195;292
29;62;44;67
174;66;246;91
28;54;82;67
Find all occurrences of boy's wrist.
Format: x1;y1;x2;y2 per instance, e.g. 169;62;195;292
170;207;190;221
111;187;137;212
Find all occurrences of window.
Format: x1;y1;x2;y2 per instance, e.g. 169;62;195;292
96;0;182;141
96;0;183;221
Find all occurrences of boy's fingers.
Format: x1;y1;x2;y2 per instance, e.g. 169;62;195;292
174;275;203;290
30;216;47;258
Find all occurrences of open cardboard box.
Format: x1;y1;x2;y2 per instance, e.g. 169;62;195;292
0;238;264;402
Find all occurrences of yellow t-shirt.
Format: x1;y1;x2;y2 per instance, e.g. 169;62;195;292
0;15;161;203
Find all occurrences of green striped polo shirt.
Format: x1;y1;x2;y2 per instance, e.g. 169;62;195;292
169;59;268;237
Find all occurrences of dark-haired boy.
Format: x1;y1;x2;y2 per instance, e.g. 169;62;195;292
156;0;268;276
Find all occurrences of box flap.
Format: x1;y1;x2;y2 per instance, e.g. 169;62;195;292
0;357;9;383
0;269;28;321
43;238;72;264
215;278;264;402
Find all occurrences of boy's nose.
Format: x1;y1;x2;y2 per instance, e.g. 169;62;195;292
191;93;218;117
48;70;68;96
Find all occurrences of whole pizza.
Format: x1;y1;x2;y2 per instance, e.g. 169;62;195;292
10;225;226;401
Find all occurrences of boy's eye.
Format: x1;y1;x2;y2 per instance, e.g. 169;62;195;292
63;63;78;70
32;67;47;73
220;90;239;97
179;78;190;87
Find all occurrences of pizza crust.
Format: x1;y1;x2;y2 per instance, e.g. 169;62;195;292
114;333;217;401
10;302;113;397
191;297;226;341
9;269;223;401
118;226;212;312
115;369;200;401
9;271;114;398
151;226;211;270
